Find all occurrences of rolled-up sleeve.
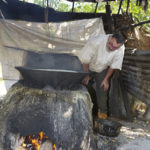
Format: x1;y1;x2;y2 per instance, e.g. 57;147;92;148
110;46;125;70
78;38;97;64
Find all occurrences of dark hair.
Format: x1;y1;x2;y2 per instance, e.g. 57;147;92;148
112;33;125;44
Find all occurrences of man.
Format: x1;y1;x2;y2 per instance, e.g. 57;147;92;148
78;33;125;119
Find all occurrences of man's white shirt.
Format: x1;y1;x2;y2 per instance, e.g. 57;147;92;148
78;34;125;73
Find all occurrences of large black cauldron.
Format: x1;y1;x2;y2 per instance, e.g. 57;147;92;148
16;52;87;89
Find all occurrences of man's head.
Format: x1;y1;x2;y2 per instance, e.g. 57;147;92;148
107;33;125;51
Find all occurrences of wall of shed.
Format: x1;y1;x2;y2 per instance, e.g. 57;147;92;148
121;49;150;116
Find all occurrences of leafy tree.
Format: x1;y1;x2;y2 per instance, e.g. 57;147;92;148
109;0;150;31
21;0;60;8
33;0;43;6
56;0;72;12
20;0;150;30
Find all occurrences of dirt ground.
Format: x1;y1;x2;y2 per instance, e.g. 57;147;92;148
95;118;150;150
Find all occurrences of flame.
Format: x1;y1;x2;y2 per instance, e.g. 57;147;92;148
39;131;44;141
21;131;55;150
31;139;40;150
28;135;41;150
21;143;26;147
53;144;56;150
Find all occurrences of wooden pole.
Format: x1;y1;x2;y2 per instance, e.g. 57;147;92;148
126;0;130;14
72;1;75;13
105;1;113;33
117;19;150;31
94;2;98;14
118;0;123;14
43;0;45;7
44;0;49;23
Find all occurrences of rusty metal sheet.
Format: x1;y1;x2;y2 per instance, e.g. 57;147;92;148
121;50;150;104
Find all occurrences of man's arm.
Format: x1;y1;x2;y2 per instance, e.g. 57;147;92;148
101;68;115;91
82;63;89;72
82;63;90;85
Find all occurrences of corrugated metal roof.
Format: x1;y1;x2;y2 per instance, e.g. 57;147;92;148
121;49;150;104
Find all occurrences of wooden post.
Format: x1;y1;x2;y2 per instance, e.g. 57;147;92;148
43;0;45;7
126;0;130;14
72;1;75;12
118;0;123;14
44;0;49;23
105;1;113;33
94;2;98;14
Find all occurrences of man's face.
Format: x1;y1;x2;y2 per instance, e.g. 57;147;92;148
107;36;122;51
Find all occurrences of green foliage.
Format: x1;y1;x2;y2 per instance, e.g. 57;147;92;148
110;0;150;31
73;2;96;13
20;0;150;30
33;0;43;6
56;1;72;12
21;0;60;8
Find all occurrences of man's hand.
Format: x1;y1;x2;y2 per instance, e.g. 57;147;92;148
82;75;90;85
100;68;114;91
100;79;109;91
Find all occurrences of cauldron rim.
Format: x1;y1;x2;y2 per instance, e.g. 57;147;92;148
15;66;87;74
15;66;88;89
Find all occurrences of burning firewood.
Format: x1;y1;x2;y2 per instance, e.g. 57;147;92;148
20;131;56;150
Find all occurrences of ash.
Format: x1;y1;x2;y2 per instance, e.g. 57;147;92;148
95;119;150;150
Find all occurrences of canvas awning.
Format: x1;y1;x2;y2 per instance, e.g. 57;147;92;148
0;17;105;81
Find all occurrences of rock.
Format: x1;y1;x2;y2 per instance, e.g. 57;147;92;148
39;141;53;150
93;119;122;137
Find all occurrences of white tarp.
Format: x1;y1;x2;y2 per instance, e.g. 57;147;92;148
0;17;105;96
0;18;105;53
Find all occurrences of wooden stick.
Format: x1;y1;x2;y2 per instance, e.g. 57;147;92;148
118;19;150;31
118;0;123;14
94;2;98;14
126;0;130;14
72;1;75;12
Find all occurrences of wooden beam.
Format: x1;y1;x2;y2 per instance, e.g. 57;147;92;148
94;2;98;14
72;1;75;12
44;0;49;23
105;3;113;33
47;0;48;7
126;0;130;14
118;0;123;14
118;19;150;31
43;0;45;7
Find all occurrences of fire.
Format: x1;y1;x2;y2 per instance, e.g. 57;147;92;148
28;134;41;150
53;144;56;150
39;131;44;141
21;131;55;150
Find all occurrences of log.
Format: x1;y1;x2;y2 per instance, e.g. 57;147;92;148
117;20;150;32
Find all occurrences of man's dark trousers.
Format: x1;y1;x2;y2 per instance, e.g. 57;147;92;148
90;68;108;114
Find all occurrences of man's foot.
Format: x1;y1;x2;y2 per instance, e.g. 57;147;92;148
97;111;107;119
